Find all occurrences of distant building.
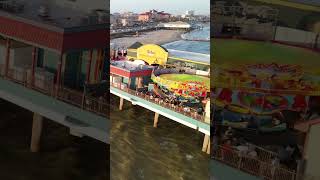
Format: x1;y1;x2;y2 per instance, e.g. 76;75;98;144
159;21;191;30
121;18;137;27
138;12;152;22
185;10;195;16
138;10;171;22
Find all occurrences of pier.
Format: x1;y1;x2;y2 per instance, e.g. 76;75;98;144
110;42;210;153
0;77;109;149
110;84;210;153
0;1;108;154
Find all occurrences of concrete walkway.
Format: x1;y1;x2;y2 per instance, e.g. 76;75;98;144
210;160;262;180
0;78;109;143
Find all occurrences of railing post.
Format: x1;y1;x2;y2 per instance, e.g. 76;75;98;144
237;155;242;169
4;38;11;77
31;47;37;87
291;170;296;180
55;53;63;97
259;162;264;178
86;49;93;83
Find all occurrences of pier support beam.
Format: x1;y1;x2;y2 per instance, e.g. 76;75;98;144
30;113;43;152
153;112;159;128
119;97;124;110
55;53;63;96
86;50;93;83
31;47;38;86
4;38;11;76
202;135;210;154
137;77;143;89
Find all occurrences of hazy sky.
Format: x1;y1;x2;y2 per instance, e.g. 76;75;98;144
110;0;210;15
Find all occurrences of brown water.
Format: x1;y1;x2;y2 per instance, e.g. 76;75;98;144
110;96;209;180
0;100;109;180
0;95;209;180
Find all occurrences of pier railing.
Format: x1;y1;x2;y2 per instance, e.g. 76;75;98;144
0;67;108;118
111;82;206;122
212;145;296;180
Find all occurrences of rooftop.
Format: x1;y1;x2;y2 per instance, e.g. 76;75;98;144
168;49;210;65
0;0;107;32
110;60;154;72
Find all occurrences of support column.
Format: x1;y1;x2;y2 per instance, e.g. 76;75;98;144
55;53;63;96
206;139;210;154
137;76;143;89
31;47;37;86
202;134;210;154
127;77;131;89
94;49;101;83
153;112;159;128
119;97;124;110
4;38;11;76
30;113;43;152
86;50;93;83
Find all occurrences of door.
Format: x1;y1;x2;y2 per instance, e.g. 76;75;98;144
63;51;82;89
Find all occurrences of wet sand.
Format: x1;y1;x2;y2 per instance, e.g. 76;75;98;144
111;30;183;47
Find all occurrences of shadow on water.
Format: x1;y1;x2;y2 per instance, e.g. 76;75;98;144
110;96;209;180
0;100;109;180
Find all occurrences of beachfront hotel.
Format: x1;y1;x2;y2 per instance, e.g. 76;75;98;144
0;0;108;150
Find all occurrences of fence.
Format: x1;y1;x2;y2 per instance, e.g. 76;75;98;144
212;5;320;49
275;26;320;49
212;145;296;180
111;82;206;122
213;79;320;96
0;67;108;118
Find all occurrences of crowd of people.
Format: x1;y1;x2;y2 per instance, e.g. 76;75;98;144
135;88;207;120
213;125;303;174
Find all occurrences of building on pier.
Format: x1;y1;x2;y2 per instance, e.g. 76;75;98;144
0;0;108;145
110;60;154;90
125;42;210;73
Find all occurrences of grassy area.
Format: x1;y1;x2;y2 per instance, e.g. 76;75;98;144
212;38;320;74
159;74;210;88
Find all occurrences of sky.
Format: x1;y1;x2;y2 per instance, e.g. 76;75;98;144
110;0;210;15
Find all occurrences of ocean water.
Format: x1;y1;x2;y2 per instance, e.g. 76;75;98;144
110;96;209;180
0;100;109;180
163;26;210;55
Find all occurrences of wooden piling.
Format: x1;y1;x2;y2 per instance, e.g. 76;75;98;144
206;139;210;154
119;97;124;110
30;113;43;152
153;112;159;128
202;134;210;153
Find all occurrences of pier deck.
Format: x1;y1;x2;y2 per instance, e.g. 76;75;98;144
110;86;210;135
0;78;109;143
210;160;262;180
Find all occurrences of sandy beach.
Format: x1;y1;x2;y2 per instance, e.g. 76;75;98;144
111;30;183;48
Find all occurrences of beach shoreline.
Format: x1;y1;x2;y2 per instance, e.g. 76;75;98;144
111;30;184;48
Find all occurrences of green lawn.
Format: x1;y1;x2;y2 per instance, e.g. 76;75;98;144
212;39;320;74
159;74;210;88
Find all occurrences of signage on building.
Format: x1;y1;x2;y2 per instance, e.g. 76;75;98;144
137;44;169;65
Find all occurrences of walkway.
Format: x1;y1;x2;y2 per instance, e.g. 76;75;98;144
110;86;210;135
210;160;262;180
0;78;109;143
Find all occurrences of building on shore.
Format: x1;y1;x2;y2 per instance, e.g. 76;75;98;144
138;9;171;22
158;21;191;30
